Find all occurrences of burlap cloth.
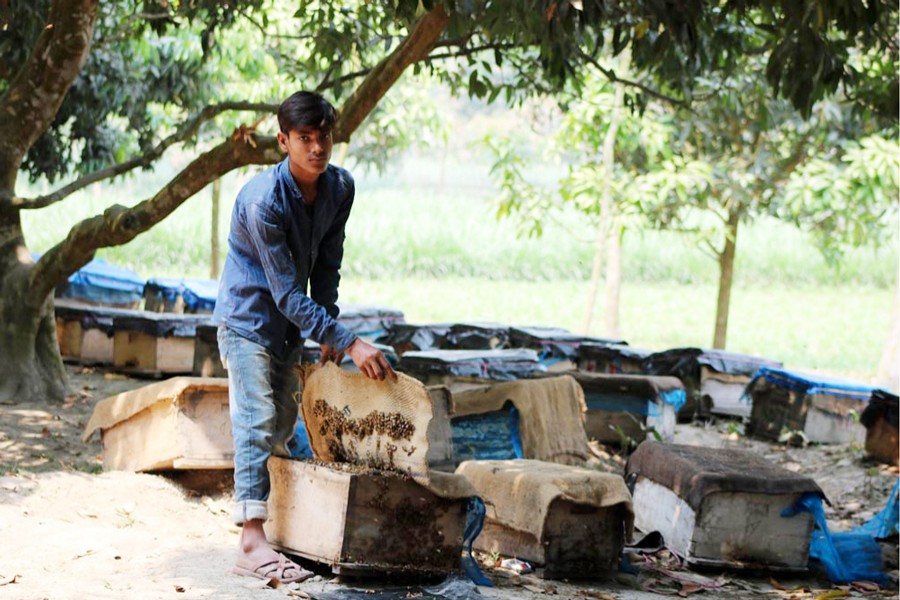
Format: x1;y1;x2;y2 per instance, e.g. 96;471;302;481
301;362;475;499
456;459;634;539
625;441;825;512
449;375;601;467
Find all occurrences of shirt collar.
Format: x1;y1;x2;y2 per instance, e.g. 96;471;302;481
277;157;332;205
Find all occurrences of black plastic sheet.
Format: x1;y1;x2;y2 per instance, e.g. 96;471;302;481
112;312;213;338
337;303;405;338
641;347;782;379
440;323;510;350
375;323;453;353
399;349;543;381
860;388;899;429
508;326;626;360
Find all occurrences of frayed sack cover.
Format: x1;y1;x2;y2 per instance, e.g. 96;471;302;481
450;376;603;467
625;441;825;512
457;458;634;539
301;362;476;499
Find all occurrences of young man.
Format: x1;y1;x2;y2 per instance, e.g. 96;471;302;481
214;91;397;584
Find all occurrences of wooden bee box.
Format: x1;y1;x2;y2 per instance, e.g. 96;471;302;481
456;459;632;580
266;458;468;576
626;442;821;571
83;377;232;472
55;300;136;365
113;313;212;376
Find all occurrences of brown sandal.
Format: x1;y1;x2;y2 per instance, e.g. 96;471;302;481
232;553;314;585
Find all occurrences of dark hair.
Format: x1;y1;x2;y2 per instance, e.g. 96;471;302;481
278;91;336;134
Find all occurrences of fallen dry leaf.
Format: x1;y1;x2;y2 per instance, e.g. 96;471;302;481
0;574;18;586
813;591;850;600
575;590;619;599
851;581;881;592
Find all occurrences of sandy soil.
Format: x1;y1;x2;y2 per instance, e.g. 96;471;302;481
0;365;897;600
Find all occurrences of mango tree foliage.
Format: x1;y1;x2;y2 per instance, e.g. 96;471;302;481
785;134;899;262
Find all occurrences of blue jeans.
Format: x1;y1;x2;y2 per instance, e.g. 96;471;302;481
217;326;302;525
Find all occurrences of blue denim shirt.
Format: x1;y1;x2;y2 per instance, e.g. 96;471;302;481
213;157;357;358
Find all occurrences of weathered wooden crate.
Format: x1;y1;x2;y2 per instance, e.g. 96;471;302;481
55;299;137;365
747;367;876;444
83;377;232;471
266;457;468;576
113;313;212;376
457;459;632;579
563;372;684;446
626;442;822;571
860;389;899;465
700;367;753;418
642;348;783;420
577;342;651;375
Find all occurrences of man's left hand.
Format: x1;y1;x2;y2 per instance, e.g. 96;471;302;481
319;344;345;366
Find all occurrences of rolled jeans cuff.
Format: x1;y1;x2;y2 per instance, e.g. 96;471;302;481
233;499;268;525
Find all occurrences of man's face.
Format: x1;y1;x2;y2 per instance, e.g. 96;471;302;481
278;125;333;181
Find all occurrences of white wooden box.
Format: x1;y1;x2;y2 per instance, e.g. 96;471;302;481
626;442;820;571
83;377;232;471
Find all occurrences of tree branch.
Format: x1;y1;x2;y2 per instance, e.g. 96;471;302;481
4;101;279;210
0;0;100;190
332;4;450;143
28;134;283;305
577;50;689;110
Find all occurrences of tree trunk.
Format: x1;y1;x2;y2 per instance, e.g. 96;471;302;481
713;209;740;349
604;220;623;338
210;178;221;279
580;55;627;334
0;210;66;402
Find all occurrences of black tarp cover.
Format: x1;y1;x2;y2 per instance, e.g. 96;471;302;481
507;326;626;360
54;299;141;336
112;312;213;338
641;347;782;380
375;323;453;353
860;389;899;429
440;322;511;350
399;349;544;381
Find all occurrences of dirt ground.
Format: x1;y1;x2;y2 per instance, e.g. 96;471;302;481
0;365;897;600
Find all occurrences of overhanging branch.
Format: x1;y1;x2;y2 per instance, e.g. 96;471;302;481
578;50;689;110
28;134;282;305
4;101;279;210
332;4;450;143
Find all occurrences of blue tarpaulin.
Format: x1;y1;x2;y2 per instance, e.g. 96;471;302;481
451;404;522;463
145;278;218;312
59;258;145;306
746;367;879;401
783;493;889;584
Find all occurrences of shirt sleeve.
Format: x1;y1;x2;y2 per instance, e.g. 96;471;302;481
243;201;357;352
310;179;354;320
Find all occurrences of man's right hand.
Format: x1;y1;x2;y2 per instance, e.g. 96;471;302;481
346;338;398;382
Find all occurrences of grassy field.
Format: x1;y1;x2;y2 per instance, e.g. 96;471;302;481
19;149;898;383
